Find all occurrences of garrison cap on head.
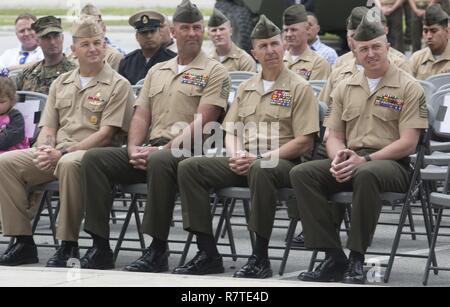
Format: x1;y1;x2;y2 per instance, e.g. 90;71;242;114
353;14;385;42
128;11;162;32
31;16;62;38
251;14;281;39
424;4;449;26
283;4;308;26
347;6;369;30
81;3;102;20
208;8;229;27
173;0;203;23
71;15;103;38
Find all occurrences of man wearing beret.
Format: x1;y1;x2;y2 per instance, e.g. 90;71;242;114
283;4;331;81
0;16;134;268
79;0;230;271
208;8;256;72
290;15;428;284
409;4;450;79
172;15;318;278
119;11;176;85
16;16;76;95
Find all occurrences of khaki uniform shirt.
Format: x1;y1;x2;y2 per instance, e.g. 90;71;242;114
223;67;319;153
209;43;257;72
39;63;134;150
68;45;124;72
15;56;76;95
136;51;230;142
335;49;412;74
284;47;331;81
325;64;428;150
319;59;360;105
409;42;450;80
415;0;431;8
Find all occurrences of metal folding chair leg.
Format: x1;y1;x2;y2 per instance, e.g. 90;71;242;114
113;193;146;261
423;208;443;286
279;218;298;276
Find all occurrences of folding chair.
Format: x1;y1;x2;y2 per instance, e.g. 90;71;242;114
132;85;143;97
135;79;145;86
307;124;435;283
229;71;256;89
309;80;327;90
418;80;437;104
15;91;48;145
426;73;450;91
423;168;450;285
178;187;298;268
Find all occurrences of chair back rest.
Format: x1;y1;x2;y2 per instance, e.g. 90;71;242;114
15;91;48;144
429;89;450;139
426;73;450;91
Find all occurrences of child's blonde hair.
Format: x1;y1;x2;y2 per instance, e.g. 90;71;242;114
0;77;17;107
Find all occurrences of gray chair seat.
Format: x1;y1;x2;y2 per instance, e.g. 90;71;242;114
330;191;405;204
430;141;450;152
421;165;448;181
215;187;295;201
429;192;450;208
119;184;146;195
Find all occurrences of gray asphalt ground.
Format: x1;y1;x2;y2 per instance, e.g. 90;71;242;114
1;197;449;287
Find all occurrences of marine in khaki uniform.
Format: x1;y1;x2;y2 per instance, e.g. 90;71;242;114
409;4;450;79
409;0;433;52
208;9;257;72
16;16;76;95
335;7;412;74
283;4;330;81
0;16;134;268
172;15;319;278
79;0;229;271
377;0;405;53
290;16;428;284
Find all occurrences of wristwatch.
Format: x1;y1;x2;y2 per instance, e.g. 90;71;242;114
364;154;372;162
59;148;69;156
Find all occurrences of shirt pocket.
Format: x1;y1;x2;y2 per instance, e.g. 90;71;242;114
341;107;361;122
176;86;203;115
372;106;400;139
238;104;257;122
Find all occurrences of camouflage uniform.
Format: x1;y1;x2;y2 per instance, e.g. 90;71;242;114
15;57;76;95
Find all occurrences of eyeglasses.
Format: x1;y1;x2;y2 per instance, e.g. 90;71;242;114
19;51;29;65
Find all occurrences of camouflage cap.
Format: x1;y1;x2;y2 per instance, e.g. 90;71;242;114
424;4;449;26
31;16;62;38
81;3;102;20
353;14;386;42
208;8;229;27
173;0;203;23
71;15;103;38
283;4;308;26
251;14;281;39
347;6;369;30
129;11;162;32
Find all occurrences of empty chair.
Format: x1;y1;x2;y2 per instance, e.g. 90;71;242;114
426;73;450;92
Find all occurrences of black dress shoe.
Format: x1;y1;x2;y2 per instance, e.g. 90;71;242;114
124;247;169;273
0;242;39;266
342;259;365;285
233;255;272;279
172;251;224;275
46;242;80;268
80;246;114;270
291;232;305;247
298;256;348;282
